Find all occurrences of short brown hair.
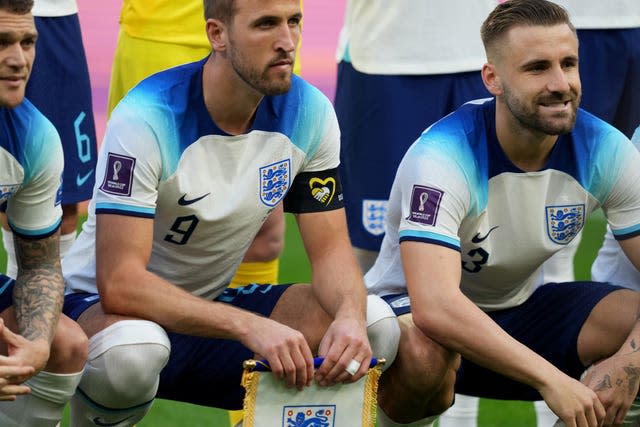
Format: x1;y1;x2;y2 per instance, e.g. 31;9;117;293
0;0;33;14
203;0;235;24
481;0;575;56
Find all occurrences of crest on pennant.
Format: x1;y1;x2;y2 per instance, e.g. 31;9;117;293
0;183;20;204
259;159;290;207
362;199;388;236
545;204;585;244
283;405;335;427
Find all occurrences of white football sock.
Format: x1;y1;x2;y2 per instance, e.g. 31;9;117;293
534;400;557;427
366;294;401;369
2;229;16;278
0;370;83;426
70;320;170;427
376;404;438;427
438;394;479;427
59;231;77;259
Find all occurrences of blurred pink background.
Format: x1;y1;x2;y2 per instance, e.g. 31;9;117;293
76;1;346;144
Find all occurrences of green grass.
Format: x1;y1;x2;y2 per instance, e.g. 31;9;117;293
2;212;607;426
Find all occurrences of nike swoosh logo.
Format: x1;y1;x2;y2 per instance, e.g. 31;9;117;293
76;170;94;187
178;192;210;206
93;416;133;426
471;226;499;243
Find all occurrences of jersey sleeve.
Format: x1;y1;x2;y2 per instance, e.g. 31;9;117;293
284;85;343;213
93;103;163;218
296;87;341;173
7;120;63;239
601;131;640;240
395;137;474;252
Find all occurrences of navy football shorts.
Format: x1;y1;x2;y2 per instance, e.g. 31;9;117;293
26;14;97;205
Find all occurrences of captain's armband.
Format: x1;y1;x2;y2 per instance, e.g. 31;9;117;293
283;168;344;213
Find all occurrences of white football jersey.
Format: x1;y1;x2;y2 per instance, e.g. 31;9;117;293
551;0;640;29
0;99;63;239
32;0;78;17
366;99;640;310
591;126;640;290
335;0;498;75
63;59;342;299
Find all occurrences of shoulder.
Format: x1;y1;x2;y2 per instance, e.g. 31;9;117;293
260;76;338;144
274;75;334;116
572;109;632;157
114;59;205;128
413;98;492;158
3;99;60;147
123;59;204;109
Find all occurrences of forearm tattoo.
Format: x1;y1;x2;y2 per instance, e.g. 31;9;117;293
624;366;640;396
13;233;64;343
594;374;612;392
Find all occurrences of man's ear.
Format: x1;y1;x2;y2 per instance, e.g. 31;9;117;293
481;63;503;96
206;18;227;52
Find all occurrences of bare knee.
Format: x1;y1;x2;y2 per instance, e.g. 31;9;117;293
579;289;640;365
379;314;459;422
61;204;80;235
47;315;89;373
270;284;332;352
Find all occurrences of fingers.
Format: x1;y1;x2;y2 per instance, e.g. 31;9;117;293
265;336;314;391
279;343;313;390
609;402;629;427
314;330;371;386
0;377;31;401
0;320;21;347
602;401;617;426
0;361;37;386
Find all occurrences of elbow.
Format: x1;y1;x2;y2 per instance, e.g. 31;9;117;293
96;269;131;315
411;305;450;345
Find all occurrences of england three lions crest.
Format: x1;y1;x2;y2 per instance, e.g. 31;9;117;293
284;405;335;427
260;159;291;207
362;199;388;236
546;204;585;245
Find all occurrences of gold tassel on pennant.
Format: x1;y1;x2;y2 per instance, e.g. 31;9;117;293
361;362;383;426
241;360;261;427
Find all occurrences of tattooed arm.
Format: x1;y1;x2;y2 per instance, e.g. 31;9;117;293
9;231;64;374
581;310;640;426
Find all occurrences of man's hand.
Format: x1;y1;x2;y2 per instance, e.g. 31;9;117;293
243;316;314;391
0;319;36;400
314;317;372;386
582;358;640;426
539;372;605;427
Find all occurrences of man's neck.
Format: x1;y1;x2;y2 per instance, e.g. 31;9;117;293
202;57;263;136
495;107;558;172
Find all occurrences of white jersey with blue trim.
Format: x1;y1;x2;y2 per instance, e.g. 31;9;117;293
0;99;63;239
591;126;640;290
63;59;340;299
366;98;640;311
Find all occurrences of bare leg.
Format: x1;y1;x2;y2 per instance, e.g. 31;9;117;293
378;314;459;424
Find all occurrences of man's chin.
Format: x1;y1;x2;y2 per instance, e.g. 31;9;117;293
0;94;25;109
262;80;292;96
541;121;576;135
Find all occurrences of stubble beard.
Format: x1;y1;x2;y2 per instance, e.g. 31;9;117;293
503;85;580;136
229;47;293;96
